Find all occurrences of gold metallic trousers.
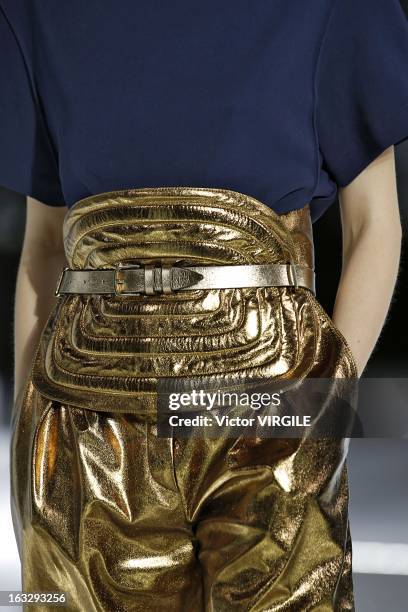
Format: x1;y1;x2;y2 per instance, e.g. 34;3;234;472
10;188;357;611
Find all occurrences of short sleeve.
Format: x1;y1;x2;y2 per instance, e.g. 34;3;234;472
316;0;408;187
0;7;65;205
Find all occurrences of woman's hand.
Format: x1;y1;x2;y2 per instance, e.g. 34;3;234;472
14;197;67;402
333;145;402;377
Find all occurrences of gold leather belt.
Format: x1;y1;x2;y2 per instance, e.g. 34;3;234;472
55;262;315;296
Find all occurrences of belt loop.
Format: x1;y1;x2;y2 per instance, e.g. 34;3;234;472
144;264;156;295
287;263;299;290
161;263;173;294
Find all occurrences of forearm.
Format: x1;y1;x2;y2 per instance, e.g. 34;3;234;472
332;216;402;377
14;244;66;402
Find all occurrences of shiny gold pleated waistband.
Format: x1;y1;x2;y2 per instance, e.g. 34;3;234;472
63;186;314;270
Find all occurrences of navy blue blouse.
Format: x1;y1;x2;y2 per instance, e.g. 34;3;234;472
1;0;408;221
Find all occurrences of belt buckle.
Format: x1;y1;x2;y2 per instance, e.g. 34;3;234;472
114;261;175;296
287;263;299;290
114;261;142;296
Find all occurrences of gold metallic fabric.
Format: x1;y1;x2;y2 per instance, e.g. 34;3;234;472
11;187;357;611
30;187;356;414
